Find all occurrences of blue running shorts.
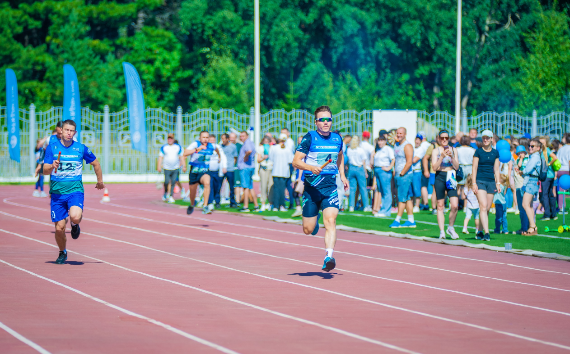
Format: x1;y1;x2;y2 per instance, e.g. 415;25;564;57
302;184;339;218
50;192;84;222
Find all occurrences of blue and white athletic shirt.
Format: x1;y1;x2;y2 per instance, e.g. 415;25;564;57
44;139;96;195
296;131;343;189
159;143;183;170
187;141;215;173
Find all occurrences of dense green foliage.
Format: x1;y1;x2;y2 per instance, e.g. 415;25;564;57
1;0;569;115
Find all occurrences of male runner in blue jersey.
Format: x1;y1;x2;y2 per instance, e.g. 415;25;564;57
293;106;349;272
43;120;105;264
183;131;222;215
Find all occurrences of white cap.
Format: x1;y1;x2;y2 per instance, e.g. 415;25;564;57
482;130;493;138
279;133;288;141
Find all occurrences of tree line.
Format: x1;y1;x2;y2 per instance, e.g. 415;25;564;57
1;0;569;116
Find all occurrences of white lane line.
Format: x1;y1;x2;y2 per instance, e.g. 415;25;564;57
2;223;570;351
85;207;570;293
2;209;570;318
0;319;52;354
0;229;419;354
0;258;239;354
101;200;570;275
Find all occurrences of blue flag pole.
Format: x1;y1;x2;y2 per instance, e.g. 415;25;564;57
63;64;82;141
5;69;20;162
122;62;147;153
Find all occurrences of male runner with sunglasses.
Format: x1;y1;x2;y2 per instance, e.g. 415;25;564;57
293;106;349;272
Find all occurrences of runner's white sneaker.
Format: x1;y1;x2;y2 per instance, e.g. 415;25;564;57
33;190;40;197
446;226;459;239
167;196;175;203
439;231;446;239
40;191;47;198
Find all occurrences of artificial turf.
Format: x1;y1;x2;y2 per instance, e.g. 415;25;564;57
174;200;570;257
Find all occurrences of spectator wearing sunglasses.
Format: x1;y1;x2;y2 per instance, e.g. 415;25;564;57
471;129;501;241
389;127;416;228
517;138;544;236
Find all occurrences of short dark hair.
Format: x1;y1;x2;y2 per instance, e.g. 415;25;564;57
209;133;216;139
222;133;229;140
314;105;332;118
62;119;76;129
241;131;249;136
199;130;209;136
460;136;470;146
56;121;63;128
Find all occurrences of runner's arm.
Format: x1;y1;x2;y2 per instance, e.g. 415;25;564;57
90;159;105;190
292;151;321;175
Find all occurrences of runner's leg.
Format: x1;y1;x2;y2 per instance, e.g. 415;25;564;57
68;206;83;225
55;219;67;251
200;174;211;207
322;207;338;249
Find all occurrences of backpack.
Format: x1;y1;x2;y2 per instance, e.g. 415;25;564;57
538;154;548;182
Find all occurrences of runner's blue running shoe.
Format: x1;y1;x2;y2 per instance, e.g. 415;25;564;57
402;221;417;228
55;251;67;264
311;213;320;235
322;256;336;272
389;220;401;228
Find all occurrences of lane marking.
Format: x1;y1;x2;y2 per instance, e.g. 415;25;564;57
0;229;419;354
85;207;570;293
100;200;570;275
2;224;570;351
2;209;570;318
0;319;52;354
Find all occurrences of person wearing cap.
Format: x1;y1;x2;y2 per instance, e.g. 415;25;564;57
269;133;295;211
378;129;389;140
389;127;416;228
157;133;186;203
471;129;501;241
512;145;529;234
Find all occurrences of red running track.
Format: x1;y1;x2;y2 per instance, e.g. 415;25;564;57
1;183;570;354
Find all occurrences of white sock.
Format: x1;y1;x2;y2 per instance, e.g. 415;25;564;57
395;216;401;222
408;215;414;223
325;248;334;258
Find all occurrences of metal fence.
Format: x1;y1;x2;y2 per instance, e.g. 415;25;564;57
1;105;569;178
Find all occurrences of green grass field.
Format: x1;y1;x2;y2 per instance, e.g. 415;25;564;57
174;200;570;257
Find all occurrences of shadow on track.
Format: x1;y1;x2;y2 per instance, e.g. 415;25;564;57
288;272;340;280
45;261;102;265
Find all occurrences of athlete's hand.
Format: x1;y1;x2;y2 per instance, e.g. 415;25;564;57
52;160;60;171
310;165;322;175
182;166;187;173
95;181;105;190
341;175;349;191
196;145;205;152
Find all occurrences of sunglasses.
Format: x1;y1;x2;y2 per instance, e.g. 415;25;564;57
530;144;537;148
439;136;449;141
482;136;492;140
316;117;332;122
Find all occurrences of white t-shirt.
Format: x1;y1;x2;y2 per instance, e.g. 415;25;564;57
457;146;476;165
557;145;570;171
159;143;183;170
346;147;368;167
360;140;375;169
285;138;295;155
413;146;427;172
208;144;227;172
269;144;293;178
256;145;273;169
374;146;394;168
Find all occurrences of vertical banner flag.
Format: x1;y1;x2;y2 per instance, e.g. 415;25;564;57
122;62;147;153
6;69;20;162
63;64;82;141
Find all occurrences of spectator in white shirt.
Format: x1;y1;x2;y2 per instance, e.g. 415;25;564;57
207;134;227;209
281;128;296;209
157;133;186;203
371;135;395;217
412;135;427;212
257;136;274;211
360;131;375;172
346;135;371;212
270;134;294;211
